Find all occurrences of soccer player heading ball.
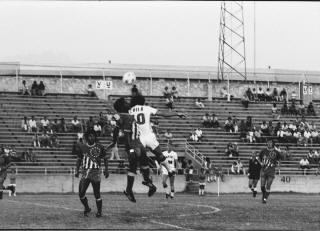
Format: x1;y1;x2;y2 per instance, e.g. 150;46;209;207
75;130;110;217
258;139;284;204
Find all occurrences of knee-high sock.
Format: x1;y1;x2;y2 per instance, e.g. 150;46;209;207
261;186;266;198
96;198;102;213
126;173;135;192
141;167;151;183
80;197;90;210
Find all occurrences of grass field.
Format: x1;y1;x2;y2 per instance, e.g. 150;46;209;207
0;192;319;230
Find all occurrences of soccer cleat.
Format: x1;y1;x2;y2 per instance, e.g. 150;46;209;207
253;191;257;198
84;208;91;217
148;184;157;197
170;194;174;199
262;198;267;204
165;193;170;199
123;190;136;203
95;212;102;218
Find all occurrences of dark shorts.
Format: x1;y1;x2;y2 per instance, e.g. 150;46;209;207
81;169;101;182
260;168;276;179
0;171;7;188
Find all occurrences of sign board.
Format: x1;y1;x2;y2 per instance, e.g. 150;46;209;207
308;86;313;95
96;80;113;90
303;85;307;95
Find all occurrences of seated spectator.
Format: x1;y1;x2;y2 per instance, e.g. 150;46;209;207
40;116;50;132
202;113;211;128
165;95;174;111
245;88;254;101
300;156;310;170
86;116;95;132
28;116;37;133
110;143;120;160
280;88;287;101
281;100;289;115
58;117;67;133
241;93;249;109
189;132;198;142
21;116;29;132
40;131;51;148
93;121;102;137
131;84;139;97
265;88;273;101
257;87;265;101
163;86;171;98
51;119;59;133
239;120;247;141
210;114;220;128
195;98;205;109
21;80;31;96
71;116;81;133
38;81;46;96
195;128;203;142
225;142;239;158
298;101;305;116
87;84;97;97
230;161;238;174
32;132;41;148
310;129;319;144
220;86;231;100
31;81;39;96
50;132;59;148
22;148;36;162
233;116;239;133
254;128;262;143
224;117;234;133
230;159;245;175
291;91;297;102
273;88;280;101
252;88;258;101
163;129;173;142
260;121;269;136
289;100;297;116
307;102;316;116
171;86;179;101
271;103;280;120
282;145;291;160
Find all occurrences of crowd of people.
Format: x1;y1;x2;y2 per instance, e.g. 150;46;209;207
163;86;179;111
0;145;36;163
20;80;46;96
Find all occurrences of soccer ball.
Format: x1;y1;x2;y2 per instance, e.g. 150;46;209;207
122;72;136;85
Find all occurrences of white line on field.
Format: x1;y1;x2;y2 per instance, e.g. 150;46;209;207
150;220;191;230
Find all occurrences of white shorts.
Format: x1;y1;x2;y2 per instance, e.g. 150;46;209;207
139;132;159;150
161;165;176;176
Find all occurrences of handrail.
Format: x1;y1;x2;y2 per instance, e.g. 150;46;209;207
185;140;206;166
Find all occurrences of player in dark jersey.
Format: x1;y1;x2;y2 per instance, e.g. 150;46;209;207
258;140;284;204
0;152;15;199
75;130;109;217
248;151;261;198
112;97;157;203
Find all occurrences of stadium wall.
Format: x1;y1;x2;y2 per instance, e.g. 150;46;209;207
0;75;312;100
13;174;320;194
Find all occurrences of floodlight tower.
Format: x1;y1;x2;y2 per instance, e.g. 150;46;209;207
217;1;247;81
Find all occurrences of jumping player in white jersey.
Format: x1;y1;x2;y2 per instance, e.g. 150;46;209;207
159;144;178;199
129;94;186;178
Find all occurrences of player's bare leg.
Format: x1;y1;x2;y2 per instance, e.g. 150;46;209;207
79;178;92;216
169;175;175;199
260;175;267;204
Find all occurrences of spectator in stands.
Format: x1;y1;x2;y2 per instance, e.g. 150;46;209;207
28;116;37;133
49;132;59;148
239;120;247;142
195;98;205;109
165;94;174;111
163;129;173;143
177;159;183;175
33;132;41;148
40;130;51;148
271;103;280;120
71;116;81;133
298;100;305;116
171;86;180;101
98;112;108;136
235;158;245;175
273;88;280;101
195;128;203;142
260;121;269;137
307;102;316;116
224;117;234;133
268;121;274;136
185;160;194;182
163;86;171;98
265;88;273;101
38;81;46;96
31;81;39;96
252;88;258;101
257;87;265;101
281;100;289;115
58;117;67;133
291;91;297;102
110;143;120;160
289;100;297;116
189;132;198;142
300;156;310;170
94;121;102;137
311;129;319;144
241;93;249;109
40;116;50;133
202;113;211;128
86;116;95;132
254;127;262;143
232;116;239;133
220;86;229;99
21;80;31;96
210;114;220;128
51;119;59;133
280;88;287;101
87;84;96;97
21;116;29;132
131;85;139;97
246;88;254;101
225;142;239;158
22;148;36;162
245;116;253;131
282;145;291;160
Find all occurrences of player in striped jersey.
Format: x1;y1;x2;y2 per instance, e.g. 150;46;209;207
113;97;157;203
258;140;284;204
129;94;186;178
75;130;110;217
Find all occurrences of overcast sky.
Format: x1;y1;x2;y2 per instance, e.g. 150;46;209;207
0;1;319;71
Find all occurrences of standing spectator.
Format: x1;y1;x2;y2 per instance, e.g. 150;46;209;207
204;157;213;183
280;88;287;101
307;102;316;116
248;151;261;197
32;132;41;148
202;113;210;128
171;86;179;101
299;156;310;170
177;159;183;175
224;117;234;133
21;80;31;96
254;128;262;143
28;116;37;133
163;86;171;98
87;84;97;97
40;116;50;132
195;98;205;109
93;121;102;137
260;121;269;137
109;143;120;160
58;117;67;133
38;81;46;96
232;116;239;133
31;81;39;96
241;93;249;109
220;86;231;100
185;160;194;182
71;116;81;133
131;85;139;97
21;116;29;132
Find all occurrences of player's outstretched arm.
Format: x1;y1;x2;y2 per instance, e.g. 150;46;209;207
103;157;109;179
155;109;187;119
75;158;81;178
